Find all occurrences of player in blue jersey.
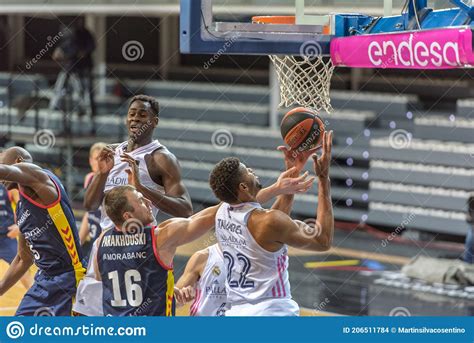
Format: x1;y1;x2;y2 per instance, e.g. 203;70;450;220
0;184;33;290
0;147;86;316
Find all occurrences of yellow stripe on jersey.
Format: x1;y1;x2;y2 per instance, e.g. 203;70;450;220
48;203;85;286
165;270;175;316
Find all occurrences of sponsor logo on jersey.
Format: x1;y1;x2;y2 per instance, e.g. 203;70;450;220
212;266;221;276
102;251;147;260
17;209;31;226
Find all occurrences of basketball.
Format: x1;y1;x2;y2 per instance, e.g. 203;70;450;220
280;107;325;151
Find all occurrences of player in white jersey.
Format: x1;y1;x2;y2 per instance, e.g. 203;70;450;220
75;95;193;316
176;244;227;316
209;131;334;316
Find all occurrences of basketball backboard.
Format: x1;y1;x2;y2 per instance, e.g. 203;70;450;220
181;0;474;69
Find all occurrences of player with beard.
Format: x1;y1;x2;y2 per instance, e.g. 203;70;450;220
209;131;334;316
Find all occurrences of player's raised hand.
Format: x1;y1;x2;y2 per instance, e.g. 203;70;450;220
97;146;115;175
313;131;333;180
277;146;318;173
275;167;315;195
121;152;140;187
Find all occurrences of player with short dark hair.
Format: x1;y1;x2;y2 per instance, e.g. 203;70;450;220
209;131;334;316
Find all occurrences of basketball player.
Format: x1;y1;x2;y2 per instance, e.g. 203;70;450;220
209;130;334;316
94;154;315;316
173;145;319;316
77;95;193;316
84;94;193;225
0;184;33;290
93;185;219;316
175;244;227;316
78;142;107;258
0;147;85;316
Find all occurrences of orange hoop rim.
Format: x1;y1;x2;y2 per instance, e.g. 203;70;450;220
252;16;296;25
252;15;331;35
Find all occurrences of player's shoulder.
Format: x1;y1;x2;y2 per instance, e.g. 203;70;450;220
148;146;179;168
249;208;290;230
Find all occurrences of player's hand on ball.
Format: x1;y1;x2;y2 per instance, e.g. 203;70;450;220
98;146;115;175
313;130;333;180
276;167;315;195
277;146;317;173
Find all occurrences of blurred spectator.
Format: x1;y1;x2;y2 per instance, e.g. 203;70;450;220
50;17;96;132
463;195;474;264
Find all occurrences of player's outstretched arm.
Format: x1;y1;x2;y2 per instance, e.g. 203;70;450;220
0;233;34;295
264;131;334;251
154;204;221;267
256;167;314;206
174;249;208;306
0;163;58;205
84;145;115;210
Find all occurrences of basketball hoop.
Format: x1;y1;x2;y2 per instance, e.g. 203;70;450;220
253;16;335;113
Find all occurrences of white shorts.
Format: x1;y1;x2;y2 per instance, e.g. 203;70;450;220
73;240;103;316
225;298;300;317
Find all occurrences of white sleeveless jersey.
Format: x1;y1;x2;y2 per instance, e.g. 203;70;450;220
190;244;227;316
216;202;293;307
100;140;165;229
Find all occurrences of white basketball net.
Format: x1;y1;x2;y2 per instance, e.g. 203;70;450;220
270;54;335;113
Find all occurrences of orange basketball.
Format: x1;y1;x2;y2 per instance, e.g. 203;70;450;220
280;107;325;151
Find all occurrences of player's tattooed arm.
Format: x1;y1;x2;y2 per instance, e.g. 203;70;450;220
0;233;33;296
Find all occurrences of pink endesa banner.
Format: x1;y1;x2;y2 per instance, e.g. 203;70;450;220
330;27;474;69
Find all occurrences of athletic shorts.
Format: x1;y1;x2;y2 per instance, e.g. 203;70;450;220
0;234;17;264
225;298;300;317
16;270;78;316
72;239;103;316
